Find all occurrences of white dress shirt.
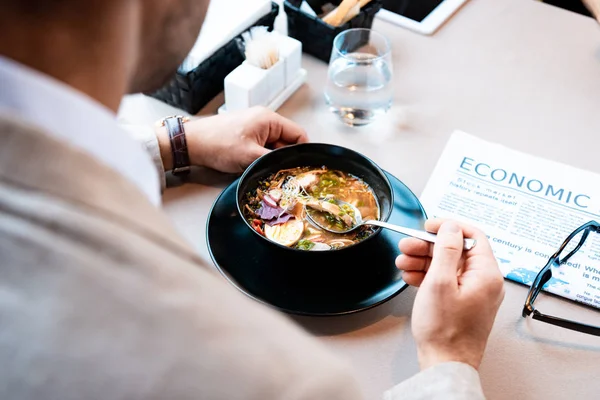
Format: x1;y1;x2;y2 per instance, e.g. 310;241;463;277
0;56;162;206
0;55;487;400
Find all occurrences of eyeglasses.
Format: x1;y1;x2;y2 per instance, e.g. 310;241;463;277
522;220;600;336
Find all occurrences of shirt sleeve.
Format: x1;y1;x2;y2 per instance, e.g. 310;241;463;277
118;122;167;191
383;362;486;400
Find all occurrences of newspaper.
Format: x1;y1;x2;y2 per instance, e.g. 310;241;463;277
420;131;600;309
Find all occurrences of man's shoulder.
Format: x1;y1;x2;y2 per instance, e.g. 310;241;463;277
0;177;361;400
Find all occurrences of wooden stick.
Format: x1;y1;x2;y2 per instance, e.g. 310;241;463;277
323;0;359;27
341;0;376;24
322;0;374;27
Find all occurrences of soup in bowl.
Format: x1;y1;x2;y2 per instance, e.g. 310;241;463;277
236;143;393;251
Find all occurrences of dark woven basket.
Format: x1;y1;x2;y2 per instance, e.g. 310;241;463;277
284;0;383;63
148;2;279;114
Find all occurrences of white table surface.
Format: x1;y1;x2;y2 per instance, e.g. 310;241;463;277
118;0;600;398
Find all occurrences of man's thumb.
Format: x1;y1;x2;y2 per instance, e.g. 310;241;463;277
248;144;270;161
426;221;464;286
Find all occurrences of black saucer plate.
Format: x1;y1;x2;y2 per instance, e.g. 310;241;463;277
206;171;427;316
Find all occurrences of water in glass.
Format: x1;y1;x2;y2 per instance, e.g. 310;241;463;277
325;29;393;126
325;53;392;126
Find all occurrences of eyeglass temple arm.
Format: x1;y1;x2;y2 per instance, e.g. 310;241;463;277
532;310;600;336
523;266;553;315
554;221;600;264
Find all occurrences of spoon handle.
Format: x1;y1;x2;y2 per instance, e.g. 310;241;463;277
364;220;477;250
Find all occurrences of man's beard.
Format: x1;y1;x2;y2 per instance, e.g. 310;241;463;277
128;57;183;94
127;1;206;94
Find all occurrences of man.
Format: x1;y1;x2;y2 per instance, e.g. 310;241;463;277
0;0;504;399
542;0;592;19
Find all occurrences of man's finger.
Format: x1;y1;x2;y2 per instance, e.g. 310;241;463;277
425;218;492;255
271;140;290;149
402;271;425;287
398;237;433;257
395;254;431;272
424;221;464;287
266;112;309;145
246;144;270;164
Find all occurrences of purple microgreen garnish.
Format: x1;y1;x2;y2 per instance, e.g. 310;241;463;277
266;213;293;226
255;200;283;220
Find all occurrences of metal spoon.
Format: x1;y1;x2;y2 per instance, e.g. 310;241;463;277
304;199;477;250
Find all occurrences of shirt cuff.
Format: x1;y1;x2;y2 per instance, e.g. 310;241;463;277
119;122;167;191
383;362;486;400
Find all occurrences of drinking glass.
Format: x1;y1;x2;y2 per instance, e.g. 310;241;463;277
325;28;393;126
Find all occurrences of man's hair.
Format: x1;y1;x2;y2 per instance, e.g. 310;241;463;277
0;0;98;17
1;0;65;10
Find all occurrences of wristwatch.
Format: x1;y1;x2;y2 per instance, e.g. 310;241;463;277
156;115;191;176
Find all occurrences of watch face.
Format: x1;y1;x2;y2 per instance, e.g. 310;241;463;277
155;115;188;127
172;166;191;176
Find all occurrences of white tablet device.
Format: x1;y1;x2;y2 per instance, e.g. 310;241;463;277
376;0;469;35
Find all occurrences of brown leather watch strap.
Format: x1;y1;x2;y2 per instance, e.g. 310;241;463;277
163;116;191;176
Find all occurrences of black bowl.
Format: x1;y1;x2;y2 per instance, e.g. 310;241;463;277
236;143;394;252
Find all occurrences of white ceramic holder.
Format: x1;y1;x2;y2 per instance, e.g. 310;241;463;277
221;33;305;114
219;68;307;114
